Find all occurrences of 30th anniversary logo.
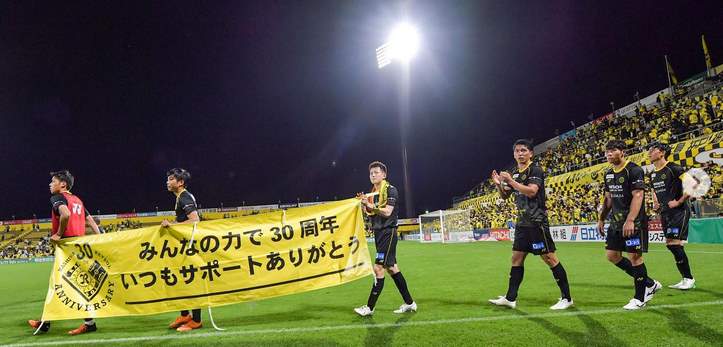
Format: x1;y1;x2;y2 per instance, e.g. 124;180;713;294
53;243;115;314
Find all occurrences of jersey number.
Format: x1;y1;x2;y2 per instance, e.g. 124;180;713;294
71;203;83;215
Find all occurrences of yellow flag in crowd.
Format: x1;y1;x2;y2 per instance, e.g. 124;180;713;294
667;59;678;85
702;34;713;75
40;198;372;321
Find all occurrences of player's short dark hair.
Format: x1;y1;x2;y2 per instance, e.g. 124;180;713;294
647;141;670;156
513;139;534;151
50;170;74;190
368;161;387;174
605;140;626;152
166;168;191;187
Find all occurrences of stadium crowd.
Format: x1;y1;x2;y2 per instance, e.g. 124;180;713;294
465;85;723;229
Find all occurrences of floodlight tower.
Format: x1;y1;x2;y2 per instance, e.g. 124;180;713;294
376;23;420;218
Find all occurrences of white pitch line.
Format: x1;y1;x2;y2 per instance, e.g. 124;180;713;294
4;300;723;347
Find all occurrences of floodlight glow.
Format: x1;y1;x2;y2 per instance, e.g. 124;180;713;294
387;23;419;62
376;23;420;68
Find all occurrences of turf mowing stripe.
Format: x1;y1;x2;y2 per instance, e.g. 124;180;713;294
648;249;723;255
5;300;723;347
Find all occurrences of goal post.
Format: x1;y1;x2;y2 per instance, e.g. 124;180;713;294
418;209;473;243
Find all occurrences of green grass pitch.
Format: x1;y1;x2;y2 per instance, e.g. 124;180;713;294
1;241;722;346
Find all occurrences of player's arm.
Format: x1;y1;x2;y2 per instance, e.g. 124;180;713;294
85;211;102;234
623;189;644;237
178;210;200;224
598;192;612;236
674;193;690;206
56;205;71;238
375;186;398;217
651;188;660;211
623;166;646;237
500;170;539;198
49;195;69;241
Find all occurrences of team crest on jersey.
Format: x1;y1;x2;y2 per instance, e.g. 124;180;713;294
54;244;115;314
521;175;527;181
618;177;625;183
661;174;666;180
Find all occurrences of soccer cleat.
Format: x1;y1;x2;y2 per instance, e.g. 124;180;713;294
354;305;374;316
169;315;193;329
549;298;574;310
644;280;663;302
488;296;517;309
393;301;417;314
669;278;695;290
28;320;49;333
623;298;646;310
176;320;202;332
68;323;97;335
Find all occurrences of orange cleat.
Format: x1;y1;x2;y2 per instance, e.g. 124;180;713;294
176;320;202;332
28;320;49;332
169;315;193;329
68;323;96;335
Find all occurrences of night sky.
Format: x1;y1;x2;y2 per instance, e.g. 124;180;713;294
1;1;721;220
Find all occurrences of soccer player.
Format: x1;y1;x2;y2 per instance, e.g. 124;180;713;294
597;140;662;310
647;142;695;290
28;170;102;335
354;161;417;316
488;139;573;310
162;168;203;332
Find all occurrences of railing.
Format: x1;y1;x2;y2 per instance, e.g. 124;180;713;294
696;197;723;217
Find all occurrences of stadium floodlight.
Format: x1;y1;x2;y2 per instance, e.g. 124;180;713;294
376;23;420;69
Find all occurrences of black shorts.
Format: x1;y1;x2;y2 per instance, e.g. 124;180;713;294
661;209;690;240
606;224;649;253
373;227;398;267
513;224;556;255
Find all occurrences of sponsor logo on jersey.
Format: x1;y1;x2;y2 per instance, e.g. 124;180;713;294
625;238;641;247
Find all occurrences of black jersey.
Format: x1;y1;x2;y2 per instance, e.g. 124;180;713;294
650;163;688;214
511;164;548;227
174;190;198;223
368;184;399;230
603;161;647;230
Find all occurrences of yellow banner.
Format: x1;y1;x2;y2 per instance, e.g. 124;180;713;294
547;131;723;190
40;198;372;321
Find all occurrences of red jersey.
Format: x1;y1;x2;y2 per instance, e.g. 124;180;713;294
50;192;87;237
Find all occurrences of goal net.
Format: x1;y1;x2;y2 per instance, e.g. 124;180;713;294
418;209;473;243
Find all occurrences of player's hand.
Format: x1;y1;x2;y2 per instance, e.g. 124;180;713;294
50;234;61;242
356;192;365;200
667;200;680;209
491;170;501;185
597;221;606;237
161;220;171;227
653;202;660;211
623;220;635;237
499;171;512;183
361;199;374;209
